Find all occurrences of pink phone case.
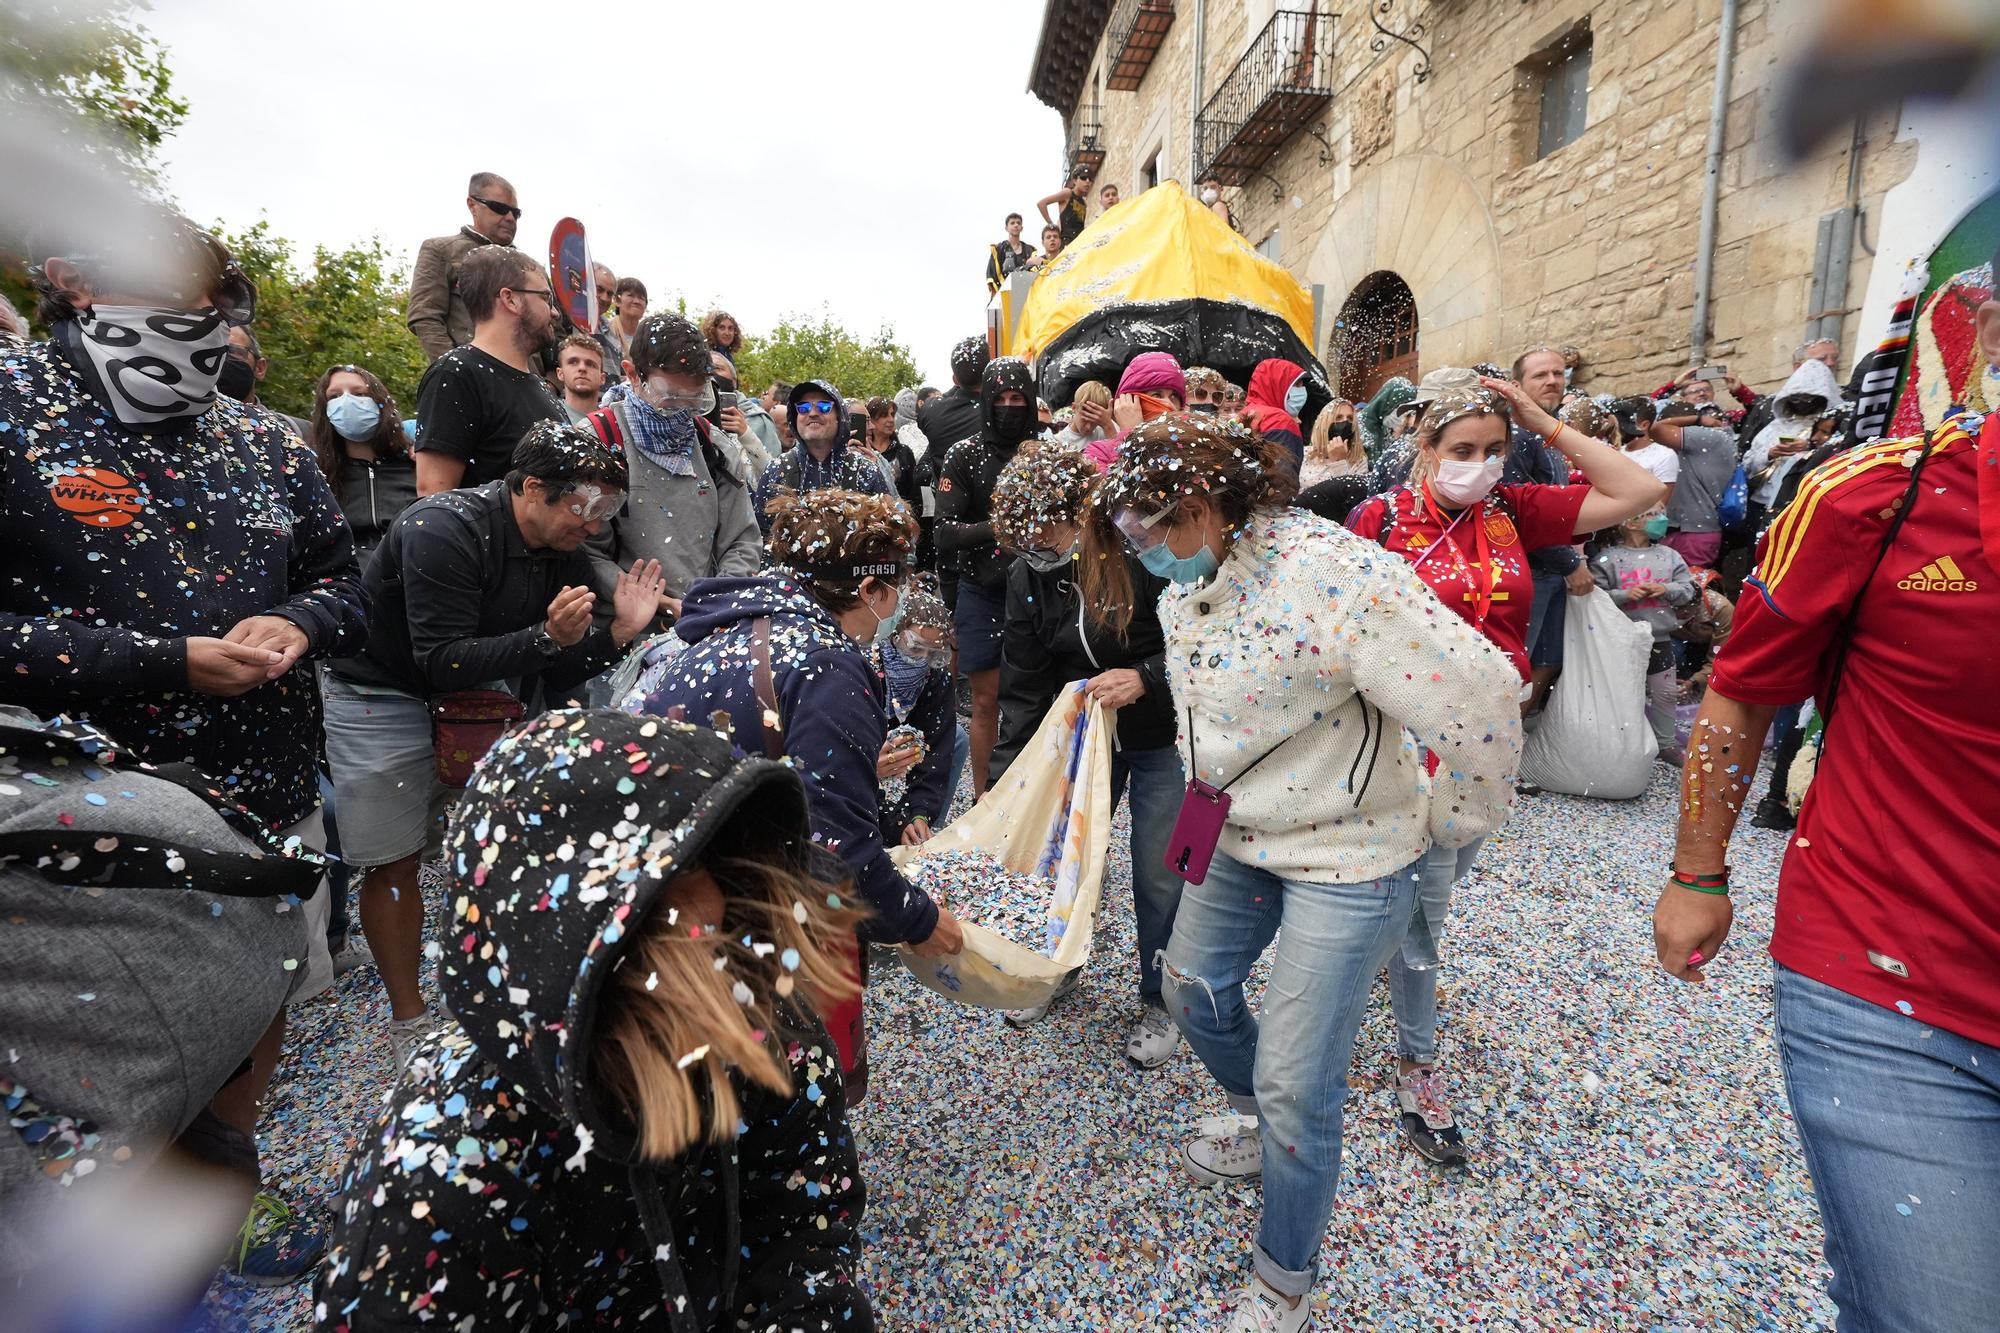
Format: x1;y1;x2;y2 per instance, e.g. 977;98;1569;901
1165;779;1231;884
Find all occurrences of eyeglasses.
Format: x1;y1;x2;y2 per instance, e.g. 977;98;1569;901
794;400;837;416
473;197;522;219
505;286;554;305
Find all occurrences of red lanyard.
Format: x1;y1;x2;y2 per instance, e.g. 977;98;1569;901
1417;482;1500;626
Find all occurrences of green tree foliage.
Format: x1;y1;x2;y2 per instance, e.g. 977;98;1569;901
221;222;428;421
0;0;189;181
733;312;921;401
1;0;190;324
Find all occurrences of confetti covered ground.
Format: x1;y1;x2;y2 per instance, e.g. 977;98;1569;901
202;765;1835;1330
906;848;1063;958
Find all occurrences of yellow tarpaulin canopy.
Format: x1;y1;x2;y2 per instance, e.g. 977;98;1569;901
1015;182;1316;360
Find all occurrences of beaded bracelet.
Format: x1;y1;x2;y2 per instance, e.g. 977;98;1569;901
1670;866;1730;895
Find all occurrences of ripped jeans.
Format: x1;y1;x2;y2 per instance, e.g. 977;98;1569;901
1162;849;1421;1299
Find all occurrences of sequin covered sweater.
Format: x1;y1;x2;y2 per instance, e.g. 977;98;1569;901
1158;506;1523;882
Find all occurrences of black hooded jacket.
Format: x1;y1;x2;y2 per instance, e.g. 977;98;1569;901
934;358;1033;594
993;553;1173;780
317;711;873;1333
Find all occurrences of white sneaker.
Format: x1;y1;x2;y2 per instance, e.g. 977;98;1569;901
1124;1004;1181;1069
1183;1114;1263;1185
386;1011;438;1072
1002;968;1082;1027
331;935;374;976
1222;1276;1313;1331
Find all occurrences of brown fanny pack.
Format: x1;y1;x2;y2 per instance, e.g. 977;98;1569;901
430;689;526;788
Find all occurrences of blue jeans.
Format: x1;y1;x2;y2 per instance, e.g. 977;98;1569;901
935;723;970;825
1111;744;1186;1003
319;769;350;946
1163;850;1420;1298
1387;838;1484;1066
1775;964;2000;1332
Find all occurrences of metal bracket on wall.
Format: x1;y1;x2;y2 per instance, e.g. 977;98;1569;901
1308;121;1335;168
1252;168;1286;204
1369;1;1433;84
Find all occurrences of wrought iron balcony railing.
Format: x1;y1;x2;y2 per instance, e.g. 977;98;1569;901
1065;101;1106;176
1106;0;1175;91
1194;8;1336;186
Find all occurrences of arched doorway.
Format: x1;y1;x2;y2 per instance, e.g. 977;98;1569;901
1332;270;1418;401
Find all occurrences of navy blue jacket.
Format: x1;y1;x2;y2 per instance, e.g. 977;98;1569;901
1503;426;1582;575
0;337;367;829
639;576;940;945
751;383;890;535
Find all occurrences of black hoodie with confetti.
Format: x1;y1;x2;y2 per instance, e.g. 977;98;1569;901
0;337;367;830
316;710;873;1333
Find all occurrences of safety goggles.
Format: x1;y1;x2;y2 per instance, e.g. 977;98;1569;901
561;482;626;523
893;632;952;668
473;196;522;219
1113;504;1175;553
640;377;715;414
794;399;838;417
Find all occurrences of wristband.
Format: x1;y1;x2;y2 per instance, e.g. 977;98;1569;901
1544;422;1568;451
1670;866;1730;895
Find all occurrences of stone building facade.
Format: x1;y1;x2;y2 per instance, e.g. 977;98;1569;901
1027;0;1913;400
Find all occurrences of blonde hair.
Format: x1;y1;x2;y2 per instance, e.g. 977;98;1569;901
1306;398;1355;463
1408;394;1512;488
1071;380;1112;412
594;855;864;1161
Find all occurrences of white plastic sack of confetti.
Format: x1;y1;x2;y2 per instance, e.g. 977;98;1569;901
1518;587;1656;799
891;682;1112;1009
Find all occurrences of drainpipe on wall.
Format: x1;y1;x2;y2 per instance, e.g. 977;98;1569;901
1190;0;1206;181
1688;0;1741;365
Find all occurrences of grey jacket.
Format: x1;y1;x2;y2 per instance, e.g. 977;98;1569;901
583;398;764;605
406;226;498;362
1590;543;1696;641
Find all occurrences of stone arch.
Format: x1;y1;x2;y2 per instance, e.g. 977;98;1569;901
1305;153;1502;390
1332;270;1418;401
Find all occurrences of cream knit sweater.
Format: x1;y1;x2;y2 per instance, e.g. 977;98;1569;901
1158;506;1523;884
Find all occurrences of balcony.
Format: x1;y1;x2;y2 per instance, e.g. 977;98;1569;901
1065;101;1106;176
1194;9;1336;186
1106;0;1175;91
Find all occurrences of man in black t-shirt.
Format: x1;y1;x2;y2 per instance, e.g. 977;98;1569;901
412;246;564;494
914;337;988;581
985;213;1035;294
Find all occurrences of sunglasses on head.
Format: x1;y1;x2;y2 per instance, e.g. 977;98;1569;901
795;400;837;416
473;196;522;219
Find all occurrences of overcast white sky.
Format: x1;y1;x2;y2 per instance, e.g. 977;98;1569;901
140;0;1063;384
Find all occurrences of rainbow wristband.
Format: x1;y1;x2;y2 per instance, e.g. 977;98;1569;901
1671;866;1730;896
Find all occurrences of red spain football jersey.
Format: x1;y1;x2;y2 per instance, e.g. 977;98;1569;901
1348;482;1589;678
1713;419;2000;1046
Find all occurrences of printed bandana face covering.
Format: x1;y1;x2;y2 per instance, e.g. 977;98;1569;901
71;304;230;426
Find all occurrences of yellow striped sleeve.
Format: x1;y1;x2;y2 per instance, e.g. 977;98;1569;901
1756;427;1964;595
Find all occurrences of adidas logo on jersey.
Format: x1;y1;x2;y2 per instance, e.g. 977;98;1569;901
1896;554;1980;592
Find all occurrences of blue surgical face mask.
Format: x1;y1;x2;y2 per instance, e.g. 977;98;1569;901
1284;382;1308;415
871;584;905;645
1139;535;1220;584
1643;514;1670;540
326;392;382;442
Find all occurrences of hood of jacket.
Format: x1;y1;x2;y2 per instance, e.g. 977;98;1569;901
979;356;1035;442
787;378;850;451
1769;357;1843;427
673;573;851;651
1361;376;1417;458
1244;358;1306;436
437;707;813;1166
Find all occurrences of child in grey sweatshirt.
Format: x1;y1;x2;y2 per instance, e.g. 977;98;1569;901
1592;507;1696;763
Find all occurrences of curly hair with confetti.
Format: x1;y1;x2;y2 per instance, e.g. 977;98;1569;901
765;488;918;614
1080;414;1297;634
990;441;1101;552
